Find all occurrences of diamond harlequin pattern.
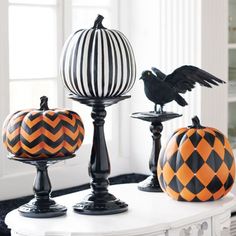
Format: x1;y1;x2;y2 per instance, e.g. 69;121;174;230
158;127;235;202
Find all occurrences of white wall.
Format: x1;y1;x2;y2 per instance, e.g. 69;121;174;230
200;0;228;133
121;0;210;174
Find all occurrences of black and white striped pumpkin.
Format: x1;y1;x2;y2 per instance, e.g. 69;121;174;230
60;15;136;97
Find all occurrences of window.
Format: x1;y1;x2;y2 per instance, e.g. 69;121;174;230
9;0;59;112
0;0;122;200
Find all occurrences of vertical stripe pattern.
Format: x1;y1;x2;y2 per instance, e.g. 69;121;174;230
60;28;136;97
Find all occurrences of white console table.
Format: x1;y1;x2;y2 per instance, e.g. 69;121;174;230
5;183;236;236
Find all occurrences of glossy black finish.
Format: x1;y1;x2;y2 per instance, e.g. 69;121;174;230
131;112;181;192
69;95;129;215
68;95;131;107
9;155;74;218
131;111;182;122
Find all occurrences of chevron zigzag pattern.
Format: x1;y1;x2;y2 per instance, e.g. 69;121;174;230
3;109;84;158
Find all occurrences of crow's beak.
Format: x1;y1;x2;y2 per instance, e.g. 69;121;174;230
139;76;143;80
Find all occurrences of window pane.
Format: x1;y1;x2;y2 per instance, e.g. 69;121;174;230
72;8;111;30
9;0;56;5
9;5;57;79
10;79;57;112
72;0;109;7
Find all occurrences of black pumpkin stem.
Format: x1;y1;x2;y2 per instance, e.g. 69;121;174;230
40;96;49;111
190;116;205;129
93;14;106;29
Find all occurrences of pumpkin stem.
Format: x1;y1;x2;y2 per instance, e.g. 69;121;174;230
190;116;205;129
40;96;49;111
92;15;106;29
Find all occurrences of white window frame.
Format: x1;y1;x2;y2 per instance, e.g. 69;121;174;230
8;0;64;111
0;0;131;200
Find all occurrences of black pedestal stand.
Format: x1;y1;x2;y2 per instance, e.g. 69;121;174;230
69;95;129;215
9;155;74;218
131;111;182;192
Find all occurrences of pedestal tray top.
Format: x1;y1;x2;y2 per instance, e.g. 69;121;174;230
131;111;182;123
68;94;131;107
8;154;75;165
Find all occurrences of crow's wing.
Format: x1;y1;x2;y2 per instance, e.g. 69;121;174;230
164;65;225;93
151;67;166;80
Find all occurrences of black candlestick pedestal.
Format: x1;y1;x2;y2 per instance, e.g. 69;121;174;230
69;95;130;215
9;155;74;218
131;111;182;192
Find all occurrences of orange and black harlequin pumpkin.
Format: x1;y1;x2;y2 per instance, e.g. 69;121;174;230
2;96;84;158
157;116;235;202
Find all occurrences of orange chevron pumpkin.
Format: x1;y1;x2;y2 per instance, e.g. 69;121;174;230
2;96;84;158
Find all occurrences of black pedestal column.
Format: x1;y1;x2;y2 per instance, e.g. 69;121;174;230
131;112;181;192
70;95;129;215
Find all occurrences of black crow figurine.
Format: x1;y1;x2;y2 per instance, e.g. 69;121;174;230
140;65;225;113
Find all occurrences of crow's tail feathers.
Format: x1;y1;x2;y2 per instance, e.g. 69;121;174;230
175;94;188;106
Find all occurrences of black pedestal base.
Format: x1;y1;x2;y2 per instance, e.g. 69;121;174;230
73;193;128;215
8;155;74;218
18;199;67;218
138;175;162;192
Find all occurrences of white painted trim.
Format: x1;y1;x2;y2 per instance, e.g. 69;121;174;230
56;0;65;108
62;0;72;110
200;0;228;133
228;96;236;103
228;43;236;49
117;0;132;163
8;3;56;7
0;0;10;179
10;77;57;81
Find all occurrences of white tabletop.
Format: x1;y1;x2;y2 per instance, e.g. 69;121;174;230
5;183;236;236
